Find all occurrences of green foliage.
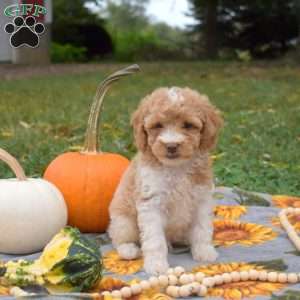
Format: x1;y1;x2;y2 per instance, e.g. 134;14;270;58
52;0;112;59
250;259;288;271
102;0;149;31
51;43;87;63
236;50;252;62
0;62;300;195
188;0;299;58
102;0;189;61
233;188;270;207
286;250;300;256
271;290;300;300
111;28;186;61
53;0;101;24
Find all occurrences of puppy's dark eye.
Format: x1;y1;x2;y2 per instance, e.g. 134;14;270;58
152;122;163;129
183;122;195;129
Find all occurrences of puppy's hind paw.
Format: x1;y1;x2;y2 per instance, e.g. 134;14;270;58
192;244;218;262
117;243;141;260
144;256;169;275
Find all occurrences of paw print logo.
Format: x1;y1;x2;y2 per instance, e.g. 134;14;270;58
4;16;45;48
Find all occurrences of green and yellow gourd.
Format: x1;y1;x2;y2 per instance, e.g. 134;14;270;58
2;227;102;292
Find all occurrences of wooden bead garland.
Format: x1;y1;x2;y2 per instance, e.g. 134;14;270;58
279;207;300;251
99;208;300;299
100;267;300;299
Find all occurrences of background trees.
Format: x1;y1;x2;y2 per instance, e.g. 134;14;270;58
188;0;299;59
51;0;300;61
52;0;113;61
100;0;188;61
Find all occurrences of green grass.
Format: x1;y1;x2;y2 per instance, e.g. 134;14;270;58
0;62;300;196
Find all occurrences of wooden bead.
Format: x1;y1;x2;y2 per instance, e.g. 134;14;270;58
166;286;179;297
167;268;174;275
197;285;207;297
240;271;249;281
202;277;215;287
174;266;185;276
267;272;278;282
120;286;132;298
158;275;169;287
188;273;195;282
149;276;159;287
249;269;259;280
189;282;201;294
213;274;224;285
111;290;122;298
279;211;285;218
179;285;192;297
295;241;300;250
131;284;142;295
278;273;288;283
179;273;192;285
286;207;295;214
230;271;240;282
288;231;299;241
195;272;205;282
140;280;151;290
222;273;232;283
295;208;300;214
287;273;298;283
258;270;268;281
168;275;178;285
101;291;111;296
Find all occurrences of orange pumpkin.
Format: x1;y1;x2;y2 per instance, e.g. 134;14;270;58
44;65;140;233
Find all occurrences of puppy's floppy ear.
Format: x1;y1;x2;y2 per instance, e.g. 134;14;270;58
131;101;148;152
199;102;223;153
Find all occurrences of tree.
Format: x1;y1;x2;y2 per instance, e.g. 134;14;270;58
100;0;188;61
189;0;218;58
52;0;113;59
188;0;299;59
53;0;101;24
100;0;149;32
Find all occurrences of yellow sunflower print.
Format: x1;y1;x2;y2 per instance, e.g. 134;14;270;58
214;205;247;219
103;250;143;275
93;276;127;292
136;286;172;300
0;286;9;296
271;214;300;232
272;195;300;208
213;220;277;247
192;262;285;300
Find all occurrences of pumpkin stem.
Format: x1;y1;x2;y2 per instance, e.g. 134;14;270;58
82;64;140;154
0;148;27;181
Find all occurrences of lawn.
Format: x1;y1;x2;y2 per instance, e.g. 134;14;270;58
0;62;299;196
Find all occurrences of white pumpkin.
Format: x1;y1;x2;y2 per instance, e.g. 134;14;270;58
0;148;68;254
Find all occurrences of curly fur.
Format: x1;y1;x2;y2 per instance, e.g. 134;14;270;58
108;87;223;275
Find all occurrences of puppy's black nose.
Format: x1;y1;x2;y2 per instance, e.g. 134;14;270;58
167;144;178;154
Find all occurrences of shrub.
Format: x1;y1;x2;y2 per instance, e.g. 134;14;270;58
50;43;87;63
52;21;113;60
111;28;188;61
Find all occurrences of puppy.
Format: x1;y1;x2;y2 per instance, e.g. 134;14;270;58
108;87;223;275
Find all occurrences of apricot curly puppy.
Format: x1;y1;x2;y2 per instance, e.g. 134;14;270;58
108;87;223;275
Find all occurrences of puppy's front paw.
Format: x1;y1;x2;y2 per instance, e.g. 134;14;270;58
144;256;169;275
192;244;218;262
117;243;141;260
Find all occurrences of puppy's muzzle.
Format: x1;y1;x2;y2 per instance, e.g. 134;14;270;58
166;143;180;158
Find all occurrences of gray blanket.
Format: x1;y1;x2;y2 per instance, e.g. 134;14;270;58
1;187;300;300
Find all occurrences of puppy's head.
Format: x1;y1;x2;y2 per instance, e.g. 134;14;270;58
131;87;223;166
